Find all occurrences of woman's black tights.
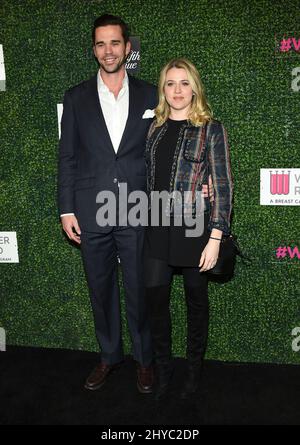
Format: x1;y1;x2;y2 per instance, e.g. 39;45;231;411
144;257;209;366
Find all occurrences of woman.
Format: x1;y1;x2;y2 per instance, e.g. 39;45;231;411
144;58;234;400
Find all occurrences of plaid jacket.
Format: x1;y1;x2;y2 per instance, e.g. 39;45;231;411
145;118;234;235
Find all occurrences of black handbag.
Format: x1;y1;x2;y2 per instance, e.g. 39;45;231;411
207;234;251;276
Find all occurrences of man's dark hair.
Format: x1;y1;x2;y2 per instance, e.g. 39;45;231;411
92;14;130;45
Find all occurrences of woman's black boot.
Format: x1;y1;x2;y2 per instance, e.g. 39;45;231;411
180;284;209;399
180;361;203;399
145;285;173;401
155;362;174;401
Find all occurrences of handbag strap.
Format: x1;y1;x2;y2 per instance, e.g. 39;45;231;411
230;235;253;265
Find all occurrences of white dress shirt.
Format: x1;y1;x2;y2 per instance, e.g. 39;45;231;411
98;70;129;153
61;70;129;218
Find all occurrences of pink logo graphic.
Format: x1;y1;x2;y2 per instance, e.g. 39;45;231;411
280;38;300;52
275;34;300;57
270;171;290;195
276;246;300;260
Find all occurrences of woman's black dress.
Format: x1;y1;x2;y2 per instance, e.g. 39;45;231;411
145;118;210;267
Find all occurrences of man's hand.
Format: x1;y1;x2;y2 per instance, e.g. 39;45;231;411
61;215;81;244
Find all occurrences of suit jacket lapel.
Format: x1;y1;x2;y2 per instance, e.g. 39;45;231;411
86;74;144;155
87;74;115;154
117;75;143;155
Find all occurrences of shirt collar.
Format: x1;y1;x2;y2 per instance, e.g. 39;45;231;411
97;70;129;95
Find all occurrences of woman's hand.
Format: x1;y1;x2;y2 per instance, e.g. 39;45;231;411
199;238;221;272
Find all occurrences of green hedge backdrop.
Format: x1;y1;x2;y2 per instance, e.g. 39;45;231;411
0;0;299;364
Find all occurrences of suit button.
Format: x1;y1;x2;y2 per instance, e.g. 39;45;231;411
113;178;118;184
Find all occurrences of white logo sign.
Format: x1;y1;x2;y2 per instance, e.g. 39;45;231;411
0;44;6;91
0;232;19;263
0;327;6;352
260;169;300;205
292;327;300;352
291;67;300;92
57;103;63;139
126;37;140;74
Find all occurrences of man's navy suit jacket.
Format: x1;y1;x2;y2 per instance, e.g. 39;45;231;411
58;73;157;232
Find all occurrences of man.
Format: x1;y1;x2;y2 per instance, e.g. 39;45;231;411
58;14;157;393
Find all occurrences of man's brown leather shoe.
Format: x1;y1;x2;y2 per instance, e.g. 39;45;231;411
84;363;121;391
137;364;154;394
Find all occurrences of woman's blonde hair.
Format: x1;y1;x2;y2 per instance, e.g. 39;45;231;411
155;58;213;127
